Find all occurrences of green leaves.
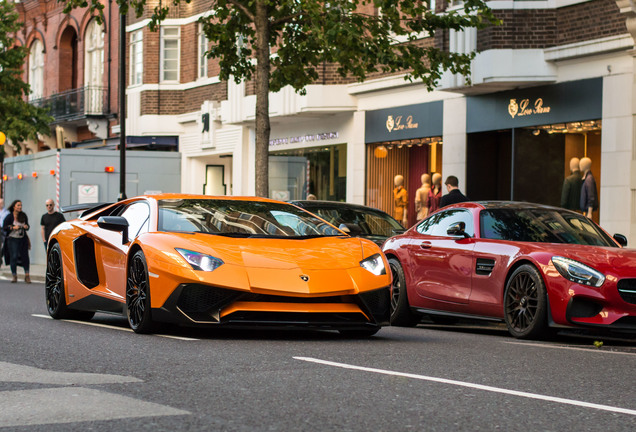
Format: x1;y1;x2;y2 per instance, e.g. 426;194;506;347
0;1;53;152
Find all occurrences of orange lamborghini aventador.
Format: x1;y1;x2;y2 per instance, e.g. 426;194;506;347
45;195;391;336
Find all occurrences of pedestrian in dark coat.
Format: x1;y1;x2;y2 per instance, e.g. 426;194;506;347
560;157;582;211
2;200;31;283
440;176;469;208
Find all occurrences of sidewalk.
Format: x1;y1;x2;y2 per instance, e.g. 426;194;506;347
0;263;46;283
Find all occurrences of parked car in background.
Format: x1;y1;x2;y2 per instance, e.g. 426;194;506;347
383;201;635;339
46;195;391;336
290;200;405;247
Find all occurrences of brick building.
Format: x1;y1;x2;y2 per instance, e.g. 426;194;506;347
11;0;122;154
15;1;636;243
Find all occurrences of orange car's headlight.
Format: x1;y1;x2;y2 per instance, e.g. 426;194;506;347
360;253;386;276
176;248;224;272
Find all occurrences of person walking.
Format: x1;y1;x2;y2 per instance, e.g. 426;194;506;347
41;199;65;251
0;199;9;268
2;200;31;283
439;175;469;208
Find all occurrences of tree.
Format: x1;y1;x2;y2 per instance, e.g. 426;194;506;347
64;0;499;197
0;0;53;155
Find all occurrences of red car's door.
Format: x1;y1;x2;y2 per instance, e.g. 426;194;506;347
406;209;476;304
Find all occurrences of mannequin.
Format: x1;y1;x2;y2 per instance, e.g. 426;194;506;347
579;157;598;219
415;173;431;221
393;175;408;227
560;157;582;211
427;173;442;214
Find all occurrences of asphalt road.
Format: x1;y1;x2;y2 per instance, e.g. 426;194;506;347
2;279;636;431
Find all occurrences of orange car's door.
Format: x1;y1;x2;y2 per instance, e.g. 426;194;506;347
97;202;152;299
68;218;129;303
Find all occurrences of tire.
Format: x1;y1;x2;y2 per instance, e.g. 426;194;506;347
504;264;548;339
126;250;155;334
388;258;419;327
45;243;95;321
338;328;380;338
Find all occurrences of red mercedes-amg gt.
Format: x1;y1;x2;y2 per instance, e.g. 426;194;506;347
382;201;636;339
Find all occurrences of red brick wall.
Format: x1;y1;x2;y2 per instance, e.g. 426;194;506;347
139;82;227;115
477;0;626;51
16;0;120;136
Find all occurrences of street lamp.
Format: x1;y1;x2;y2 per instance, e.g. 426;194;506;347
118;10;127;200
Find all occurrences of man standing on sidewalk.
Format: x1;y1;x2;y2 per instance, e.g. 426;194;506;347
40;199;65;251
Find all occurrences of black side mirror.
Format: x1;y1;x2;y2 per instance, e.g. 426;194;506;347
98;216;129;244
391;228;406;236
613;233;628;247
447;222;470;239
338;223;363;237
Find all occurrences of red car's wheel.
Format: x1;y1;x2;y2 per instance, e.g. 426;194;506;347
126;250;155;334
388;258;420;327
45;243;94;321
504;264;548;339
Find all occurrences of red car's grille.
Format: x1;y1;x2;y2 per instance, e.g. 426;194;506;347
617;279;636;305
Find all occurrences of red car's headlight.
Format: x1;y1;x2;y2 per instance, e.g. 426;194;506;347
551;256;605;288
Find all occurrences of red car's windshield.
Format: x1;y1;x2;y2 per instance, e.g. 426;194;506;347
480;208;617;246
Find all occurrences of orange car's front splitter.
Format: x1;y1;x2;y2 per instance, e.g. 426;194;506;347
220;302;369;320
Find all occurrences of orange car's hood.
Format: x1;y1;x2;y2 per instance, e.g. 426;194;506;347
144;233;388;295
170;234;364;270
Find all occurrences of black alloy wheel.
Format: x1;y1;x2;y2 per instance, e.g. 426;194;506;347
45;243;94;320
388;258;419;327
504;264;548;339
126;250;155;334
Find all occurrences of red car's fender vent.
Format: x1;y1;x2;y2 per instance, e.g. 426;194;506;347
617;279;636;305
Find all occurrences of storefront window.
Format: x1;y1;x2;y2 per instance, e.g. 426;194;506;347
466;120;601;222
269;144;347;201
366;137;442;227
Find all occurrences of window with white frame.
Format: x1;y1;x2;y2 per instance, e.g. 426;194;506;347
198;23;208;79
85;19;104;87
161;27;180;82
130;30;143;86
85;19;104;114
28;39;44;101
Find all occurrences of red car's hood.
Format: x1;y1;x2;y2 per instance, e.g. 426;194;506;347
539;243;636;277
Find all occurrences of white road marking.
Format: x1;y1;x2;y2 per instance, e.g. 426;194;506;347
294;357;636;417
504;341;636;356
0;387;189;427
0;362;190;427
0;362;141;385
32;314;198;340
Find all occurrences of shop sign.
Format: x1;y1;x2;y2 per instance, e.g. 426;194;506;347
507;98;551;119
467;78;602;133
386;115;419;132
269;132;339;147
365;101;443;144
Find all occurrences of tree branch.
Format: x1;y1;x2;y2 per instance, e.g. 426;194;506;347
226;0;255;21
271;12;302;27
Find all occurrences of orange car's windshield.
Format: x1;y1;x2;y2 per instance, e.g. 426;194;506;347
158;199;342;238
